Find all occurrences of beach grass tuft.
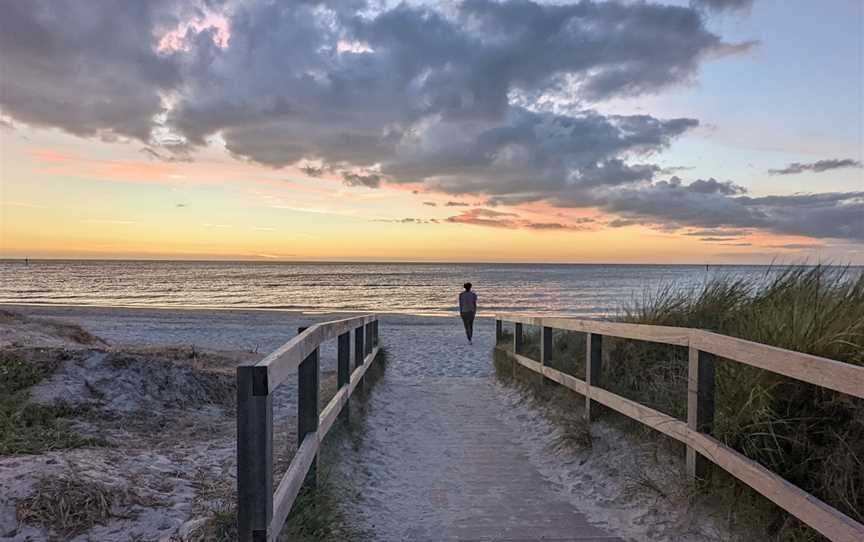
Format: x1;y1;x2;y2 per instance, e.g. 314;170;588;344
16;475;161;539
0;352;104;455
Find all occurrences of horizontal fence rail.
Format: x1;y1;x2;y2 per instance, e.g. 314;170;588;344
495;313;864;542
237;315;381;542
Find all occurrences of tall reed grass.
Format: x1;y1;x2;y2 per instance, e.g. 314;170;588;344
611;265;864;539
508;264;863;540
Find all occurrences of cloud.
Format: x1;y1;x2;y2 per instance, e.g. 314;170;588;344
684;228;750;237
767;243;824;250
300;165;326;178
140;147;193;163
12;1;860;245
374;217;440;224
690;0;755;13
163;0;741;178
422;202;437;207
595;178;864;241
0;0;197;141
445;201;471;207
446;208;592;231
768;158;863;175
342;171;382;188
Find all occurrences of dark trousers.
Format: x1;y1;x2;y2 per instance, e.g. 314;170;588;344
460;311;476;340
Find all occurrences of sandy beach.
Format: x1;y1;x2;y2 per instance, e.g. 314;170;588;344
0;304;755;541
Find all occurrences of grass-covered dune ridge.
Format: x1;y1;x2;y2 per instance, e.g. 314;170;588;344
614;265;863;539
515;265;863;540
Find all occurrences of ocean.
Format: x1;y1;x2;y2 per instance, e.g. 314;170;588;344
0;260;814;317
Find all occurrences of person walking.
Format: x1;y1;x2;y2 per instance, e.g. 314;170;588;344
459;282;477;344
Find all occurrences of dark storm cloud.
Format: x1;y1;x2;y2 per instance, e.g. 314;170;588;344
593;178;864;241
768;159;863;175
0;0;196;142
161;0;738;179
0;0;744;182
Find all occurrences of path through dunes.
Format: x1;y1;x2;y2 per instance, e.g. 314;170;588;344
325;319;622;541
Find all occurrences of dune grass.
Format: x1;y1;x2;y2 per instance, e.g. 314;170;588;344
612;265;863;537
0;352;103;455
502;265;863;540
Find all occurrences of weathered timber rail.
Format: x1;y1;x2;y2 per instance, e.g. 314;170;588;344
236;314;381;542
495;313;864;542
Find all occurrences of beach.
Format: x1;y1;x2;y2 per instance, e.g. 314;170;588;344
0;304;749;541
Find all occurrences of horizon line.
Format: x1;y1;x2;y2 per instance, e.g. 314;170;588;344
0;257;857;267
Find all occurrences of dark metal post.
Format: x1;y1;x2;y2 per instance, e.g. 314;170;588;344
585;333;602;421
687;347;716;481
514;323;523;354
236;364;273;542
297;327;319;489
337;331;350;422
495;319;503;345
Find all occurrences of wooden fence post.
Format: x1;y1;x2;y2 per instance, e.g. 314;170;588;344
514;323;524;354
297;327;319;490
354;326;365;370
365;322;373;356
495;319;502;345
354;325;365;390
687;346;716;481
540;325;552;386
337;331;350;422
236;364;273;542
585;333;602;421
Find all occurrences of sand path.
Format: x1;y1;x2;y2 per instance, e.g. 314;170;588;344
325;318;622;541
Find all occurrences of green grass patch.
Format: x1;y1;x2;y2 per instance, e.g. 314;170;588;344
0;354;104;455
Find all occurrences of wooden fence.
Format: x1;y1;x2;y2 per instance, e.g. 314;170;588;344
236;314;381;542
495;313;864;542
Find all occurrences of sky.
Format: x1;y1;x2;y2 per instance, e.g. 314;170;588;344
0;0;862;263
